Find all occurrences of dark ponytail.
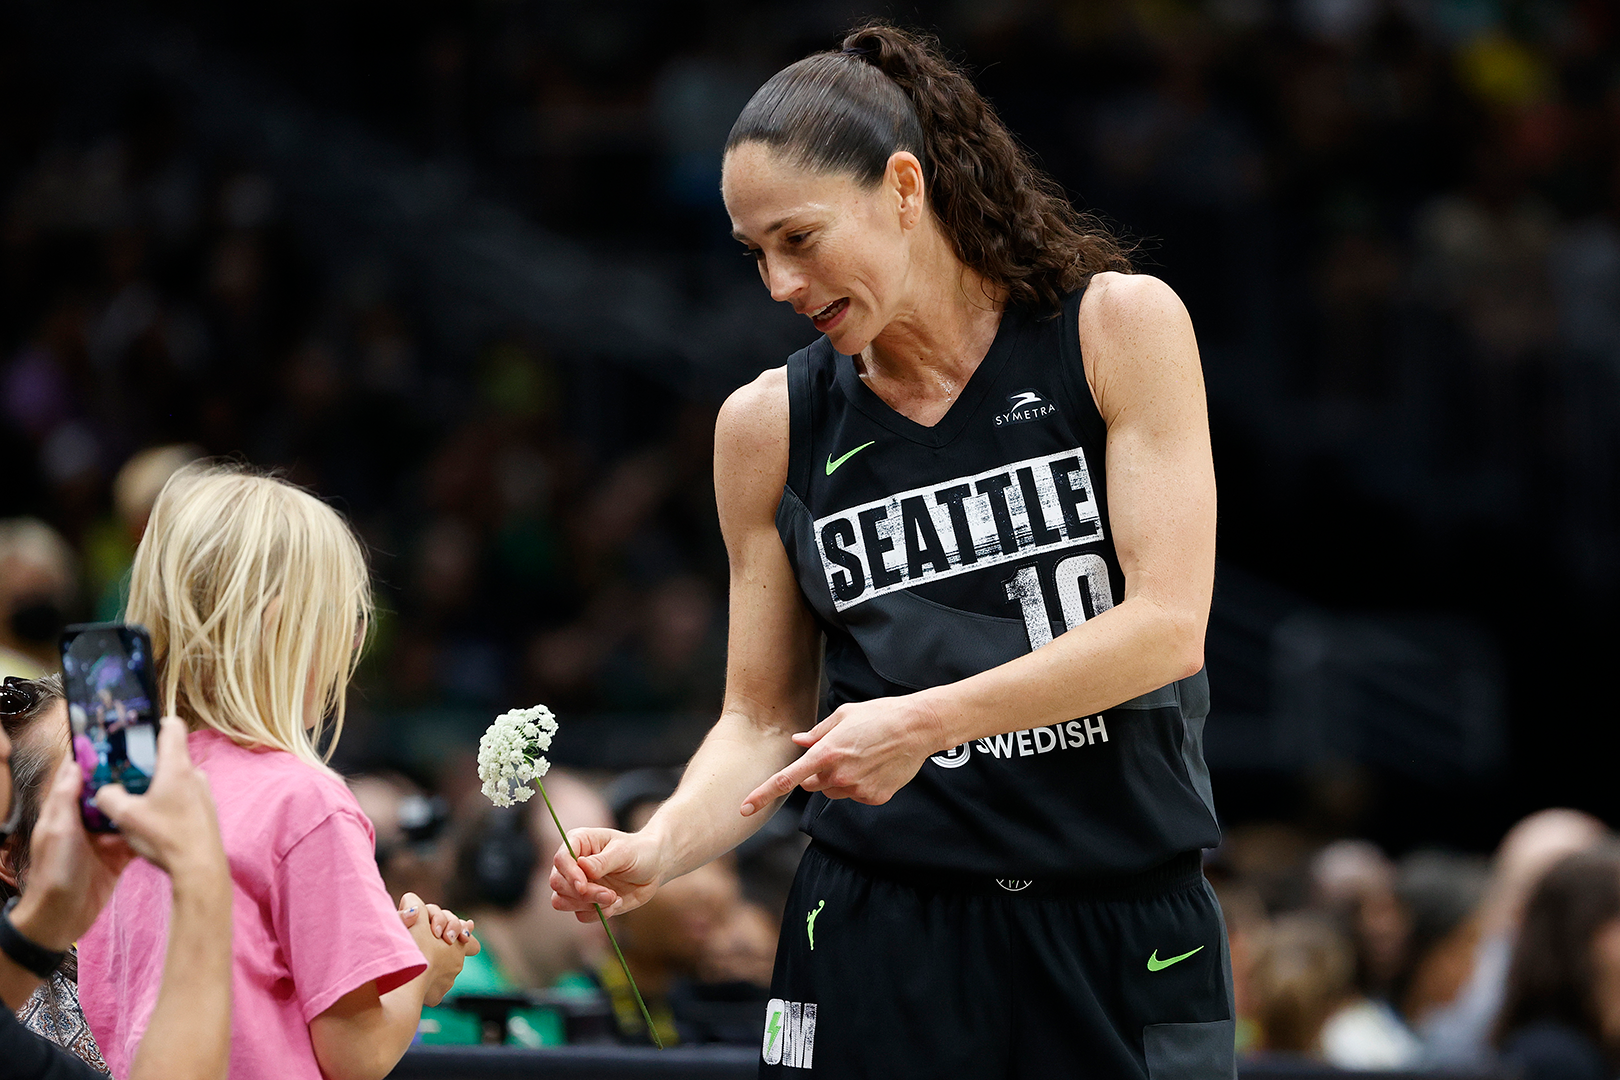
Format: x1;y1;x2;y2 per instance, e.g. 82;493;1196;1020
725;22;1132;314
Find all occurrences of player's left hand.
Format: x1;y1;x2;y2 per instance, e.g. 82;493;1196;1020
741;694;946;814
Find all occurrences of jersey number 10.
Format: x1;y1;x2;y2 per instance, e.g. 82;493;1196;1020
1004;554;1114;649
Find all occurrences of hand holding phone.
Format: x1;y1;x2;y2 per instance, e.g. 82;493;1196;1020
6;756;137;955
60;623;161;832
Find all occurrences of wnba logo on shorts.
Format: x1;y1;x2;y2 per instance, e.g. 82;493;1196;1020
763;998;817;1068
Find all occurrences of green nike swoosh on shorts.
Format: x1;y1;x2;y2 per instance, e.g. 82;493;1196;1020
825;441;875;475
1147;945;1205;972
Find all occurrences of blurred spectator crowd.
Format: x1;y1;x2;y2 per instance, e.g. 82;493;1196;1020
1215;809;1620;1078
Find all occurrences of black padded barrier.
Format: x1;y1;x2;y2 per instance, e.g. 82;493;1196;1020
388;1045;759;1080
387;1046;1507;1080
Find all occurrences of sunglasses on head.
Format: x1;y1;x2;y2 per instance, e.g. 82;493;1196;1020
0;678;37;836
0;677;41;720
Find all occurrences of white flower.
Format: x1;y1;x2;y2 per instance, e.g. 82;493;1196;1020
477;704;560;808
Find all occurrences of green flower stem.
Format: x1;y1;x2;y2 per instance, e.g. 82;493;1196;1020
535;776;664;1050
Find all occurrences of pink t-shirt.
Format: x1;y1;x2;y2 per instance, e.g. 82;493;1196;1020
79;729;428;1080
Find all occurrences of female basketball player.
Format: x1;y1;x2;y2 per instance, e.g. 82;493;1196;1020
552;24;1230;1078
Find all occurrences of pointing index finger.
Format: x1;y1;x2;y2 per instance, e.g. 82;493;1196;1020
741;751;824;817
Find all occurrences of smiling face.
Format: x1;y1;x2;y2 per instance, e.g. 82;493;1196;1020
723;141;927;356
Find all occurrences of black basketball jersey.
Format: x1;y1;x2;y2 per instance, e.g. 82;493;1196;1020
774;287;1221;879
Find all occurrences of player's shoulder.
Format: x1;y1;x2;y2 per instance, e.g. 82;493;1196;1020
716;365;789;461
714;366;790;523
1077;271;1190;342
1074;273;1202;420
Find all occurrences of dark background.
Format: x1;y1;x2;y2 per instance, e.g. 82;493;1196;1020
3;0;1617;856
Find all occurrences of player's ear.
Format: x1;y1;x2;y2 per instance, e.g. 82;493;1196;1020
886;151;926;230
0;836;22;888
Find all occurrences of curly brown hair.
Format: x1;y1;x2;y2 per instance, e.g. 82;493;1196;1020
725;22;1132;315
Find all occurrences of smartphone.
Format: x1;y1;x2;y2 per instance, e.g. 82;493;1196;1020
60;623;160;832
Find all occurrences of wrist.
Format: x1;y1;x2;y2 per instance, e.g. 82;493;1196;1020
169;852;232;905
911;688;957;756
9;892;76;953
636;817;680;885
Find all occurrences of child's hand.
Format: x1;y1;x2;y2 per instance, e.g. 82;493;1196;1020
398;895;476;946
398;892;479;1006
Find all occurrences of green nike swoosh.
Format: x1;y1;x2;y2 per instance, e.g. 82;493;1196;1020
1147;946;1205;972
825;441;875;476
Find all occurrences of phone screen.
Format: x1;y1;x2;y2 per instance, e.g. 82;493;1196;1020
60;623;159;832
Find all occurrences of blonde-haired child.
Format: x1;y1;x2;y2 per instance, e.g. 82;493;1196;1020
80;463;479;1080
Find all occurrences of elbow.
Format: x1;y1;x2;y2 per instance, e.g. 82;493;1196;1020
313;1039;397;1080
1173;641;1204;683
1119;593;1208;687
1161;608;1206;683
314;1057;390;1080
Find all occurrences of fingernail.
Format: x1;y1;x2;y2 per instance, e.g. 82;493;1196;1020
406;907;417;914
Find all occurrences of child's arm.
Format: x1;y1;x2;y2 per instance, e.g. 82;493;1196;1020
307;895;476;1080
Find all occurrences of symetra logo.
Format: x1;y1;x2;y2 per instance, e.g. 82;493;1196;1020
763;998;817;1068
994;388;1058;427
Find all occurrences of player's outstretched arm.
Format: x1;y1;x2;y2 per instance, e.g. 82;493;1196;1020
552;367;822;920
744;272;1216;810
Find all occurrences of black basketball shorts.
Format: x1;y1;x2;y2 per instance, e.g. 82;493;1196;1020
760;842;1237;1080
